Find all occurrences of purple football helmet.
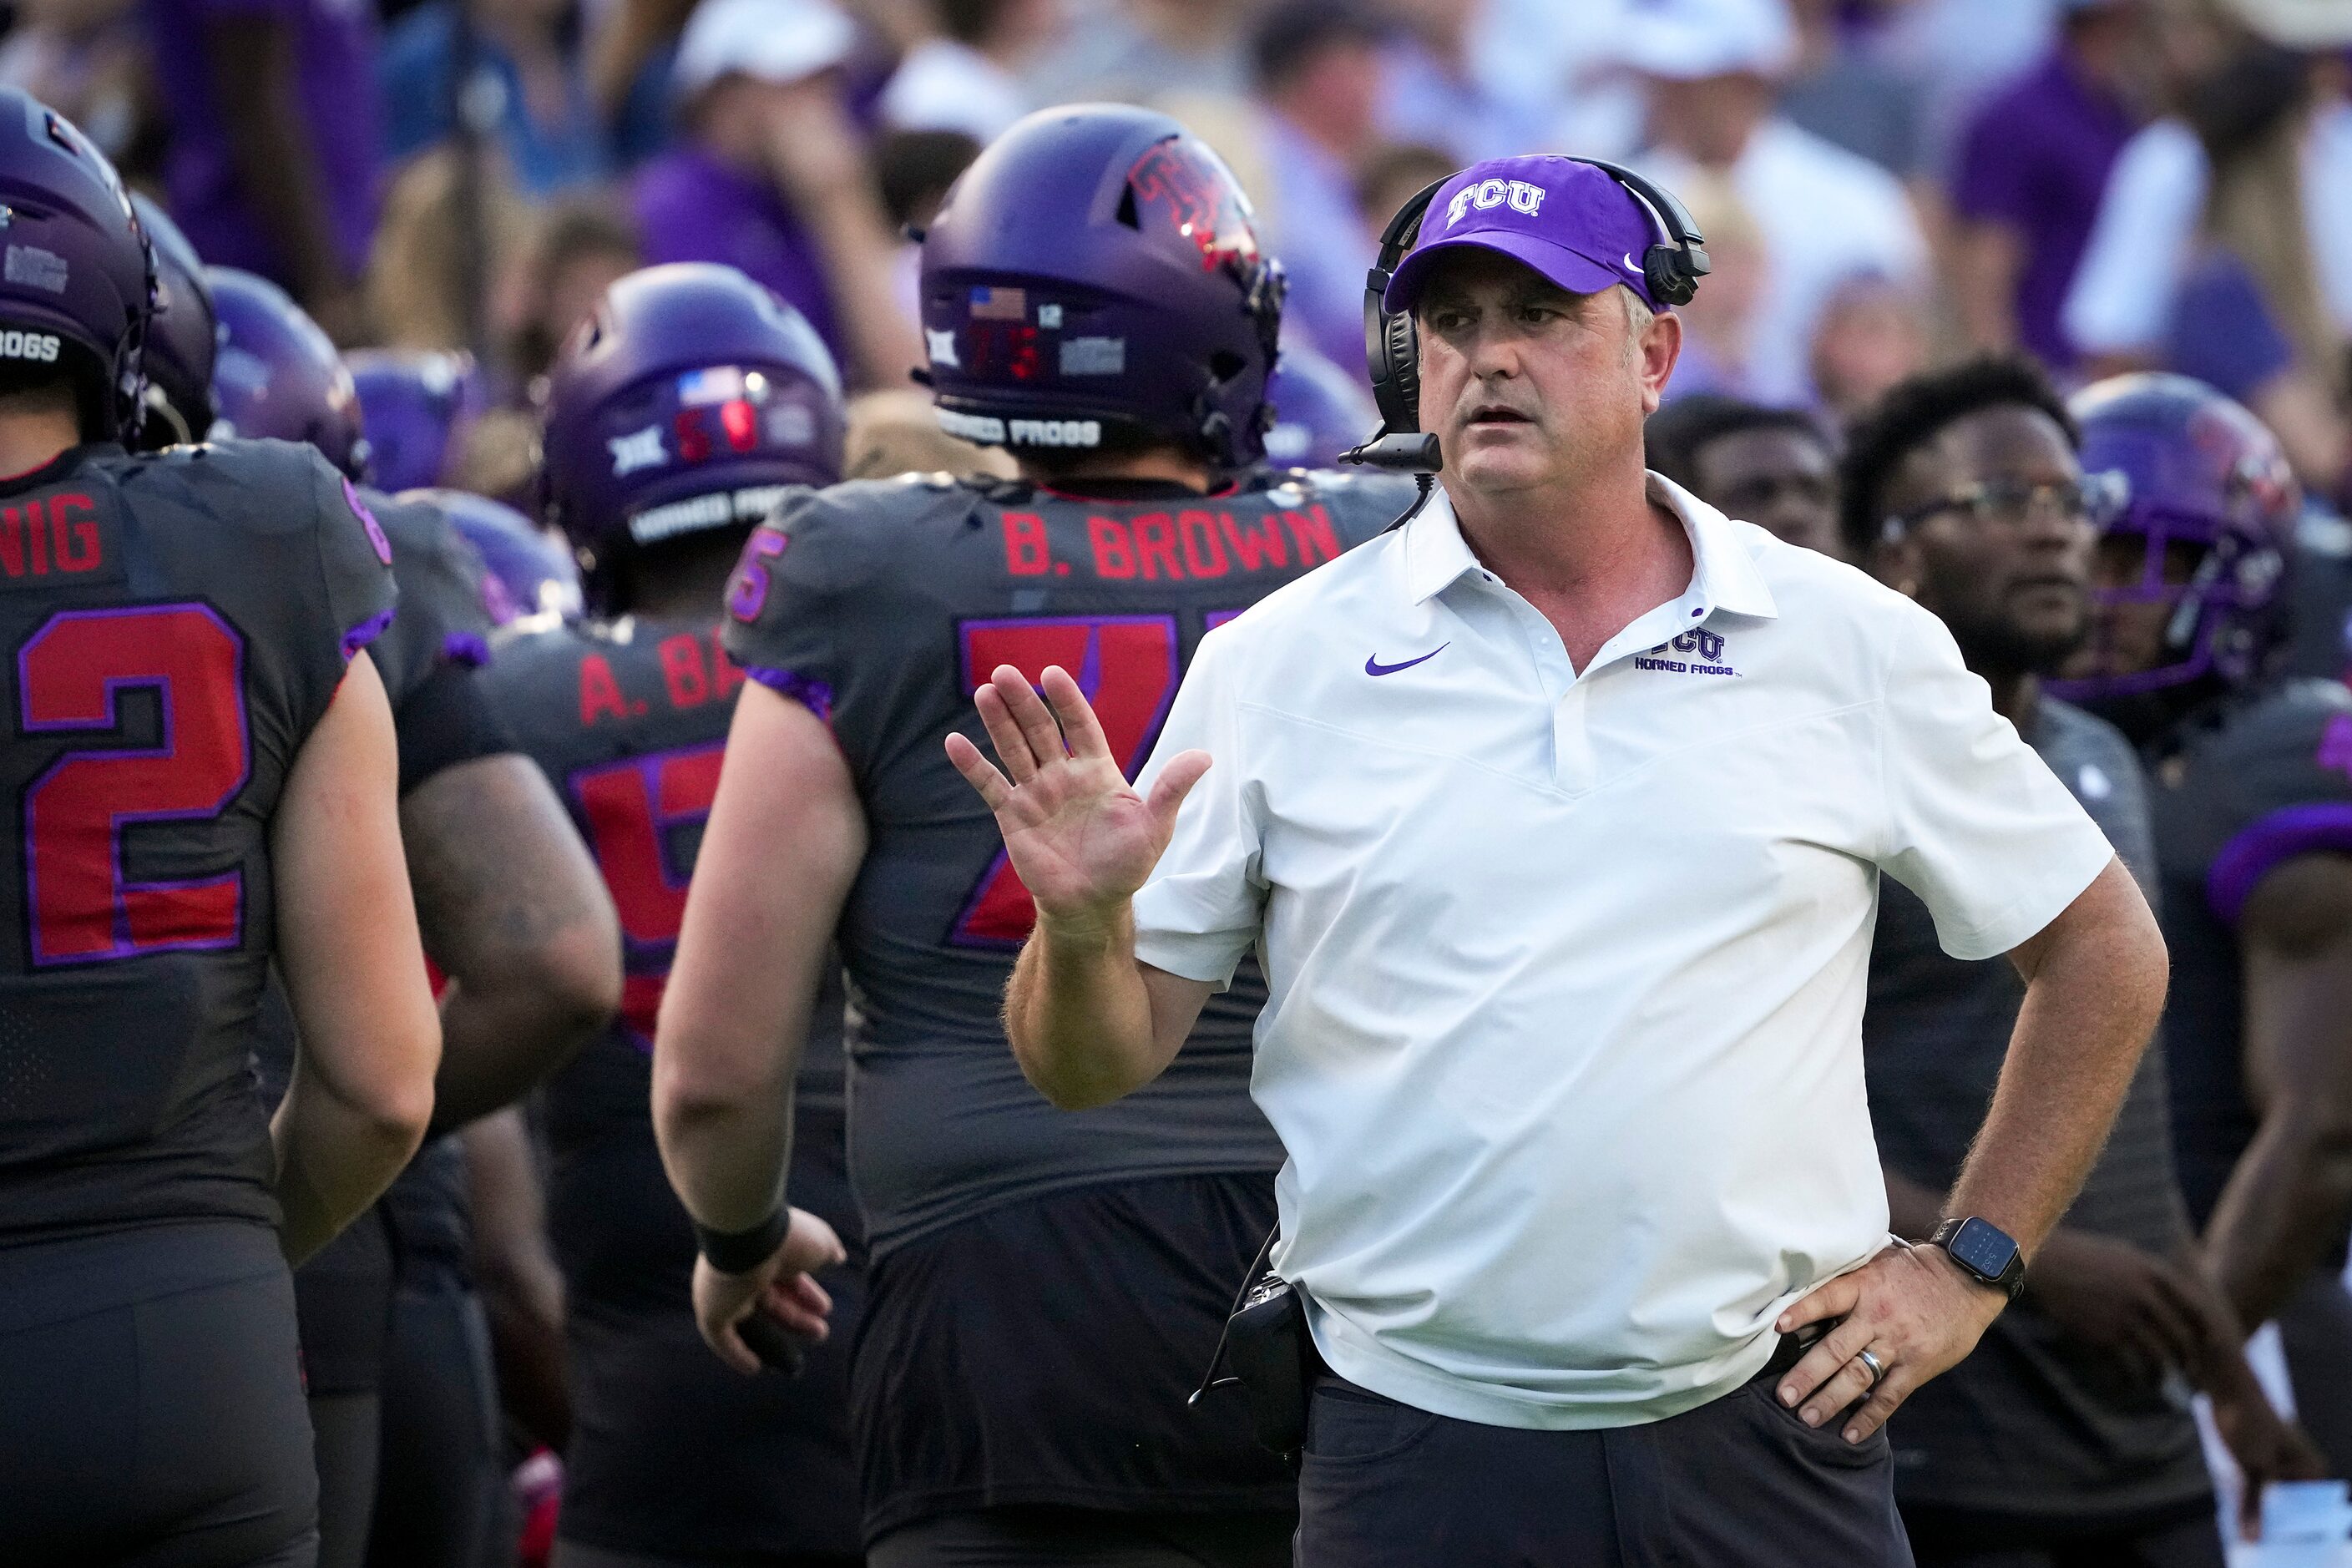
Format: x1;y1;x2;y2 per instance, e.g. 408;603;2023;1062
0;89;152;440
349;351;484;493
206;266;367;479
405;487;582;624
1262;344;1378;469
919;104;1285;471
2047;372;2300;703
539;261;843;601
129;194;215;448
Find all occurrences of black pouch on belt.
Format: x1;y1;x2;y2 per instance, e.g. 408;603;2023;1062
1191;1229;1319;1465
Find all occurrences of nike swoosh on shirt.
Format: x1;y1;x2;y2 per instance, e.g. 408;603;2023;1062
1364;645;1448;676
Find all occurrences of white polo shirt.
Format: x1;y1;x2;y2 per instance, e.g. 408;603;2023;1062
1130;476;2115;1431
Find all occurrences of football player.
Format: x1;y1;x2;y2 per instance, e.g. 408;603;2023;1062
483;260;860;1568
0;93;439;1565
657;105;1416;1565
414;487;583;623
199;266;622;1568
2051;373;2352;1473
346;349;483;495
1842;358;2319;1559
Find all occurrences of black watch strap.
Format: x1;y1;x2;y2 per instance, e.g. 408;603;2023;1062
695;1206;790;1276
1929;1216;2026;1302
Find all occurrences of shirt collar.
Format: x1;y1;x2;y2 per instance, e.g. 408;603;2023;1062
1399;473;1779;622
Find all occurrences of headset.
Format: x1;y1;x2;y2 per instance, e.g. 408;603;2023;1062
1343;157;1711;477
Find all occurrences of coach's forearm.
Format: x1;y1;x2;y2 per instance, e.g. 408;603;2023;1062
1006;908;1164;1110
1946;862;2169;1256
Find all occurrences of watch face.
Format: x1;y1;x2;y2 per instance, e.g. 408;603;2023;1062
1949;1217;2020;1281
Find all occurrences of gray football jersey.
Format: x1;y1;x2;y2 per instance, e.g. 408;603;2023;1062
723;467;1416;1252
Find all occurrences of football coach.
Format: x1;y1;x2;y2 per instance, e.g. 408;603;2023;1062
946;155;2169;1567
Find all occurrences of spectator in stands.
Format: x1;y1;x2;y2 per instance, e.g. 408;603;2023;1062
0;0;151;170
380;0;610;199
1661;169;1769;402
586;0;694;162
1378;0;1545;164
1356;141;1455;237
2066;17;2352;499
497;196;641;381
1024;0;1254;109
631;0;921;390
1778;0;1926;182
877;0;1051;144
1950;0;2148;372
1250;2;1385;375
1622;0;1930;406
142;0;382;341
367;144;532;355
1645;393;1843;559
1809;271;1934;424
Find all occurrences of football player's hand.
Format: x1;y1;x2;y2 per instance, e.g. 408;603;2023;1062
1773;1241;2007;1444
691;1206;846;1377
946;664;1211;931
2021;1231;2209;1383
2207;1353;2329;1538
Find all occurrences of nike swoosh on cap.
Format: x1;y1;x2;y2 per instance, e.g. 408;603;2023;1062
1365;645;1448;677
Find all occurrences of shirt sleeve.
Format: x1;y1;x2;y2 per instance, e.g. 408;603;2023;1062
1873;604;2116;960
720;490;862;746
2062;119;2205;357
1130;627;1267;987
317;468;399;667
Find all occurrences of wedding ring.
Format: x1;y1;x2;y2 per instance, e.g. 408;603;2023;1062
1855;1347;1885;1384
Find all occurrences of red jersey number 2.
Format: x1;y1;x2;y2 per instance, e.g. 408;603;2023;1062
950;614;1180;948
19;604;250;967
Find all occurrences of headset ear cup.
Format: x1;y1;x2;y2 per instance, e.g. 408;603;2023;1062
1385;310;1421;429
1644;245;1695;308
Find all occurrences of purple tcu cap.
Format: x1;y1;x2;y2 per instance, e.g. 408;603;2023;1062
1384;155;1665;316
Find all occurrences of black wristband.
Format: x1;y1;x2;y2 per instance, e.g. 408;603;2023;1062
695;1207;790;1275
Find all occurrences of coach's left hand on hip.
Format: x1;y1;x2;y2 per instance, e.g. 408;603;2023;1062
1773;1242;2006;1444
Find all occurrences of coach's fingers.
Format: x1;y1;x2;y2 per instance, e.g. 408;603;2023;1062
1778;1271;1860;1335
973;682;1040;783
1841;1363;1918;1444
1797;1347;1880;1430
990;665;1070;771
1146;751;1212;830
1041;665;1112;762
944;732;1014;811
1780;1294;1870;1408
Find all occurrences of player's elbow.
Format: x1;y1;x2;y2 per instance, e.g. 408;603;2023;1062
650;1026;782;1152
503;915;625;1049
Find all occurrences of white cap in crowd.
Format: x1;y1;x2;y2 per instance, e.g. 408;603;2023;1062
674;0;857;97
1613;0;1798;81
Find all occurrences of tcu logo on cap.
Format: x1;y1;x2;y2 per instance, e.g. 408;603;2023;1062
1446;179;1545;228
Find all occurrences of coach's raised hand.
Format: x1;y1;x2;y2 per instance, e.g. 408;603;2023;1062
946;664;1219;1109
947;664;1210;929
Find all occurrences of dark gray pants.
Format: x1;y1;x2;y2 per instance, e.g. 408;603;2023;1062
1296;1357;1914;1568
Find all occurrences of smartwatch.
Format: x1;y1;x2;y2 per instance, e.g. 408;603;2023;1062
1929;1216;2026;1302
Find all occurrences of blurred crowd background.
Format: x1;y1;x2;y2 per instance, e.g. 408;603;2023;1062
18;0;2349;505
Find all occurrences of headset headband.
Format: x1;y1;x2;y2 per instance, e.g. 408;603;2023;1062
1343;157;1709;475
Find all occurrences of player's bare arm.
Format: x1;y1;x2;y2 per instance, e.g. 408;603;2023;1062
948;663;1215;1109
402;752;623;1133
270;650;443;1265
655;681;858;1373
1778;857;2167;1440
2202;851;2352;1328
